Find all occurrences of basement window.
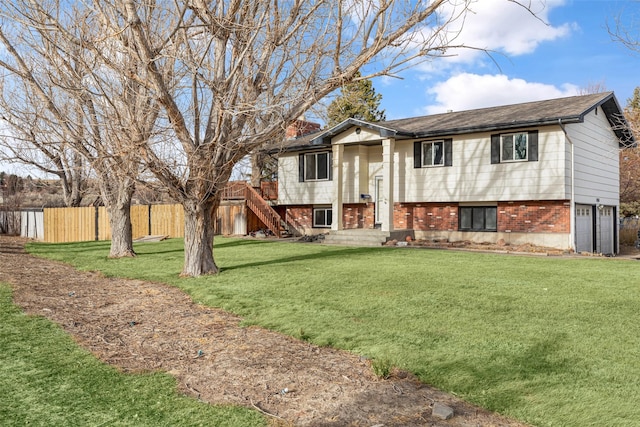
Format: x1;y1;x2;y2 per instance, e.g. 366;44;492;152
459;206;497;231
313;207;332;228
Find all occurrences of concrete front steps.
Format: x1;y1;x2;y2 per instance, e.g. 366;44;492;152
322;229;414;247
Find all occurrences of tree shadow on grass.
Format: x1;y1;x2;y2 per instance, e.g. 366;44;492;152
221;246;387;272
134;237;272;256
424;333;576;413
212;238;275;249
27;240;111;254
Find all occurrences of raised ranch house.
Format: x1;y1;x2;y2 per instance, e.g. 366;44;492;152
273;92;632;255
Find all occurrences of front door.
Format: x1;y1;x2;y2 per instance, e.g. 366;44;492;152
374;176;383;226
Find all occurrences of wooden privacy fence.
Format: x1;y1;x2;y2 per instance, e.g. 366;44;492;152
42;203;248;243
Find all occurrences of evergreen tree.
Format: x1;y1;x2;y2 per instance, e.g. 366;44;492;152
327;72;386;127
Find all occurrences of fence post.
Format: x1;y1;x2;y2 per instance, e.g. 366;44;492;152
148;204;152;236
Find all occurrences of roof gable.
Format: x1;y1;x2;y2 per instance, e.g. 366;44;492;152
310;118;408;145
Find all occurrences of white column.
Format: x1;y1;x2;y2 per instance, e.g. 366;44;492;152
357;145;369;198
331;144;344;231
381;138;395;232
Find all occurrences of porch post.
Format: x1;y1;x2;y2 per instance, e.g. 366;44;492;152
332;144;344;231
382;138;395;232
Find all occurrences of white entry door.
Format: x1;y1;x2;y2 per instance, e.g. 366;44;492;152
374;176;383;225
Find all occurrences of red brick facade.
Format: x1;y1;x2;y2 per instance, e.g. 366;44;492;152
285;204;375;230
343;203;375;229
394;203;458;231
284;200;570;234
285;206;314;230
497;200;570;233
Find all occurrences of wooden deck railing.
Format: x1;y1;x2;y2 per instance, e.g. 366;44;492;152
222;181;249;200
243;182;284;237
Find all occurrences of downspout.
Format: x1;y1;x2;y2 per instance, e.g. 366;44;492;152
558;119;576;253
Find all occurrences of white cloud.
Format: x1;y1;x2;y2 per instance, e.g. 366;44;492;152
423;73;579;114
418;0;574;68
462;0;571;54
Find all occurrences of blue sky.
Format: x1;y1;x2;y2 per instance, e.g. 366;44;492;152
374;0;640;120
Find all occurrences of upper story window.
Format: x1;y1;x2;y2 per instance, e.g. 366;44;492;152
299;151;332;182
501;132;528;161
422;141;444;166
491;130;538;164
414;139;452;168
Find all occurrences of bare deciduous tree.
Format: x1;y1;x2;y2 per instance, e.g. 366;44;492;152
0;0;160;257
0;121;88;208
116;0;494;276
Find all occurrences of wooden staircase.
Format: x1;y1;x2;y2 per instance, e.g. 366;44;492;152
228;182;289;238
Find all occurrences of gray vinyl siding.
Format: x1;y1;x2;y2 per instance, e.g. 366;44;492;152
567;108;620;206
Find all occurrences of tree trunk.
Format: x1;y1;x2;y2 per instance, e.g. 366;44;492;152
250;152;262;188
108;201;136;258
182;198;218;277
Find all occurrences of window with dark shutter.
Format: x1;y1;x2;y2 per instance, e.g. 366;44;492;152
299;152;332;182
491;135;500;164
415;139;453;168
298;154;305;182
413;141;422;168
528;130;538;161
444;139;453;167
491;131;538;163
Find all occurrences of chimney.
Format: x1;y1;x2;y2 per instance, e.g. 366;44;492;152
286;117;321;139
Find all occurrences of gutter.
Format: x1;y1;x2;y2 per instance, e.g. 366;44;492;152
558;119;576;253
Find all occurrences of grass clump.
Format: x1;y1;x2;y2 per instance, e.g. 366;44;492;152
26;237;640;427
0;283;265;427
371;357;394;379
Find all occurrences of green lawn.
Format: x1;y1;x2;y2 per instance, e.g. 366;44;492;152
25;237;640;426
0;283;265;427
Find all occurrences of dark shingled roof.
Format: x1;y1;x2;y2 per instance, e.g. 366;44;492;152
303;92;632;148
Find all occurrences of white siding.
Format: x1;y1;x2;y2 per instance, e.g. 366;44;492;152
333;127;383;145
398;128;567;203
567;107;620;206
278;152;334;205
278;146;365;205
279;117;619;208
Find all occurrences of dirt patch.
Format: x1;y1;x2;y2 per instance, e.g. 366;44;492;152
0;235;532;426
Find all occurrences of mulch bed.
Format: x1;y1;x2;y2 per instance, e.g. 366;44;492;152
0;235;533;426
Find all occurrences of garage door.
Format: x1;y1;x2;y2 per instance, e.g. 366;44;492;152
599;206;614;255
575;205;593;253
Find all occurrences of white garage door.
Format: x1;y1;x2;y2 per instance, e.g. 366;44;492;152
599;206;614;255
575;205;593;253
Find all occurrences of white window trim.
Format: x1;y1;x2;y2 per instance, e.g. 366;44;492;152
313;207;332;228
304;152;331;181
421;140;445;167
500;132;528;163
